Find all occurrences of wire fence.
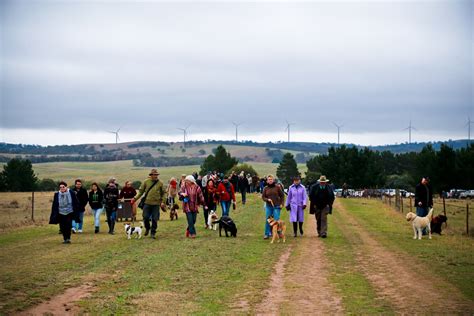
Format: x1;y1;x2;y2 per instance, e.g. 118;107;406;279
379;193;471;237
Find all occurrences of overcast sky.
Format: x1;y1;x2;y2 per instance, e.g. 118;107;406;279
0;0;472;146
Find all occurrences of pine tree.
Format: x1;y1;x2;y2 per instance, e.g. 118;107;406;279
276;153;300;188
200;145;238;175
1;158;38;191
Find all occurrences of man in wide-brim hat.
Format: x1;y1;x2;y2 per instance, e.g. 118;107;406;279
132;168;166;239
309;175;335;238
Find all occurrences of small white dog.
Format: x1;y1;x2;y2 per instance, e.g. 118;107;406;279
124;223;143;239
208;210;219;230
406;208;433;240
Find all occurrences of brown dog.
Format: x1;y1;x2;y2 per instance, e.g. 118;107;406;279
169;204;179;220
267;215;286;244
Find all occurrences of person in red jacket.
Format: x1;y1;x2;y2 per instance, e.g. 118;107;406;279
216;175;236;216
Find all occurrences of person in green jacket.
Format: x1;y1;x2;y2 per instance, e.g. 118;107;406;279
131;169;166;239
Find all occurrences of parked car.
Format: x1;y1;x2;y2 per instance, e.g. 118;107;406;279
400;190;415;198
460;190;474;199
448;189;467;199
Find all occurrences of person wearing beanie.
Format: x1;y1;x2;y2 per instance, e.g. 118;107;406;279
179;175;206;238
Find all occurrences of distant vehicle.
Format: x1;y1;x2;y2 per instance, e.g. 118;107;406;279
384;189;396;197
448;189;466;199
460;190;474;199
334;188;343;197
400;190;415;198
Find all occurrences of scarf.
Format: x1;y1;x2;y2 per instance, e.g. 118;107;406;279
58;190;73;215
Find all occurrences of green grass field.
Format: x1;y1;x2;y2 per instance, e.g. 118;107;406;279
31;160;307;185
0;192;472;314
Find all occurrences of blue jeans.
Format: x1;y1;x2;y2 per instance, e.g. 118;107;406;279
264;204;281;237
92;208;103;227
72;212;84;231
221;201;231;217
143;204;160;235
186;212;197;235
416;206;429;234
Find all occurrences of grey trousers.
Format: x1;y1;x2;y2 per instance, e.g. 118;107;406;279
315;206;329;236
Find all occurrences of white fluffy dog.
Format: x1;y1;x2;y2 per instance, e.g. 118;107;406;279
208;210;219;230
124;223;143;239
406;208;433;240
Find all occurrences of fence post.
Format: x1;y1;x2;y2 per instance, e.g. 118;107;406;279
409;196;413;213
443;197;447;217
389;196;391;207
401;195;404;213
31;191;35;222
467;204;470;237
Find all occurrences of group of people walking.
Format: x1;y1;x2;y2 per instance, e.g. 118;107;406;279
50;168;336;244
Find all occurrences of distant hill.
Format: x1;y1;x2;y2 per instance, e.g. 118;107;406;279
0;139;471;164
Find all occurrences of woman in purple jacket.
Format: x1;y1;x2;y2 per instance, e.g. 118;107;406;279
285;176;307;237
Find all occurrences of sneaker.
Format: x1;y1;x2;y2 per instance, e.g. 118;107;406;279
78;230;83;233
191;234;196;239
321;234;327;239
71;228;76;234
293;233;297;238
144;229;150;236
263;235;269;240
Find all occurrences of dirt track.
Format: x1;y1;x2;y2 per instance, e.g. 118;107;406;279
253;200;474;315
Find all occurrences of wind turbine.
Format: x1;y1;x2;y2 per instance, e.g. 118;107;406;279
232;122;243;142
177;124;191;147
403;120;417;144
466;117;473;145
333;122;343;145
108;127;121;144
285;120;295;143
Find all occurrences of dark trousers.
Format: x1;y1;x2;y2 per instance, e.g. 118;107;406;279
106;208;117;233
315;206;329;236
203;207;209;226
143;204;160;235
241;190;247;204
59;213;73;241
186;212;197;235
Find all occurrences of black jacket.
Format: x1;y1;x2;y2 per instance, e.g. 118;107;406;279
49;190;81;224
309;184;335;210
238;177;249;193
88;189;104;209
415;183;433;208
104;186;119;211
72;187;89;212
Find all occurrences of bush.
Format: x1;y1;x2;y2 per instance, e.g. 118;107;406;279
38;178;58;191
231;164;258;177
132;180;142;190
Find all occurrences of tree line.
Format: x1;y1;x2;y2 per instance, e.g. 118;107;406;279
305;144;474;193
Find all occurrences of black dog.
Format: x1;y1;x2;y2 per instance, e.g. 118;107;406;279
431;215;448;235
213;216;237;237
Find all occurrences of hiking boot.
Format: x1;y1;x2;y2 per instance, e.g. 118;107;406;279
186;229;190;237
144;229;150;236
321;234;327;238
95;227;99;234
263;235;269;240
293;233;297;238
108;231;114;235
78;230;83;233
151;234;156;239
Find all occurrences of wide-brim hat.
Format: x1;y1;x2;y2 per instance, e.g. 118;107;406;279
318;175;329;182
149;169;160;176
